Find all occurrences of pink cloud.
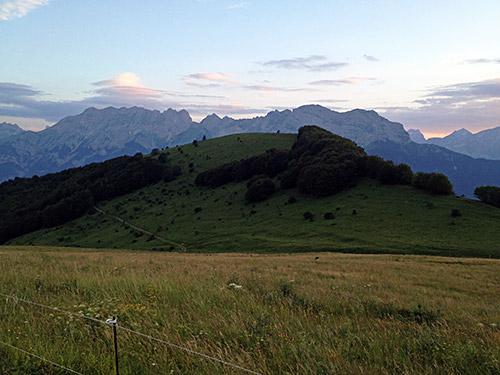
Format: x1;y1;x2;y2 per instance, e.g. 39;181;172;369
309;77;376;86
184;72;238;86
93;72;142;87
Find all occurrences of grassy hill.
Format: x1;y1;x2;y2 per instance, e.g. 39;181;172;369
8;132;500;258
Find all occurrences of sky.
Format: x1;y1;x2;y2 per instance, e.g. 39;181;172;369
0;0;499;138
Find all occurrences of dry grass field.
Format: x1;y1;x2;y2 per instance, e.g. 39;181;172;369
1;246;499;374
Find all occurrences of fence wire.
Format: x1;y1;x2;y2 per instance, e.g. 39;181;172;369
1;292;262;374
0;340;84;375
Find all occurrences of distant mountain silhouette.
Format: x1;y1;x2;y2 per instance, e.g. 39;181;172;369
408;126;500;160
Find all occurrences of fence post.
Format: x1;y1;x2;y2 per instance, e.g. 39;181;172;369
106;317;119;375
113;317;119;375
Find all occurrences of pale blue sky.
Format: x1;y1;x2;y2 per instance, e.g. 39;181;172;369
1;0;499;136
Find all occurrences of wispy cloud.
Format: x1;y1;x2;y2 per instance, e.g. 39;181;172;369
0;0;51;21
183;72;238;87
463;58;500;64
379;78;500;133
423;78;500;100
183;72;315;93
309;77;376;86
243;84;316;93
0;82;95;122
260;55;348;72
91;72;224;100
363;55;379;62
189;103;264;118
227;1;249;9
0;82;42;100
313;98;349;104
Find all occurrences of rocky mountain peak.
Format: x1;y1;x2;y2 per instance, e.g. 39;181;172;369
407;129;427;144
449;128;472;137
0;122;25;143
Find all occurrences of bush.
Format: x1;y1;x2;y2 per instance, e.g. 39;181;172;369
378;162;399;185
365;155;386;179
451;209;462;217
247;174;268;188
426;173;453;195
396;163;414;185
158;153;168;163
414;172;453;195
303;211;314;220
245;178;276;202
280;167;299;189
474;185;500;208
324;212;334;220
413;172;430;190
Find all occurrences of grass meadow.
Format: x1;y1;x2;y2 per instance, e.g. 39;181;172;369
1;246;499;374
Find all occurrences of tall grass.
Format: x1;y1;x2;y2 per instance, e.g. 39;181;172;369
1;247;499;374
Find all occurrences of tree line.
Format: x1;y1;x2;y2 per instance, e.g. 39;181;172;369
0;153;181;244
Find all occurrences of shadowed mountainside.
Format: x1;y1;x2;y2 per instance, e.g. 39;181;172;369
409;126;500;160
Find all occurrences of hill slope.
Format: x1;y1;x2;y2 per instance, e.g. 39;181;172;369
9;132;500;258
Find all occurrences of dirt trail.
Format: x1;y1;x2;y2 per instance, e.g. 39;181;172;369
94;207;187;252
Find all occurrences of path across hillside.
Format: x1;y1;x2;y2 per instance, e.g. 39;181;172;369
94;207;187;252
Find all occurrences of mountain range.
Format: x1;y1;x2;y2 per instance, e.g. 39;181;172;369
0;105;409;181
1;104;499;197
408;127;500;160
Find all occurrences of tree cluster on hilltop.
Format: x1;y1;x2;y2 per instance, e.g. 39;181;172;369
195;126;453;201
0;154;181;244
474;185;500;208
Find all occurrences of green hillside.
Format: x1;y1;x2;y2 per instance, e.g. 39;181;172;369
8;132;500;258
